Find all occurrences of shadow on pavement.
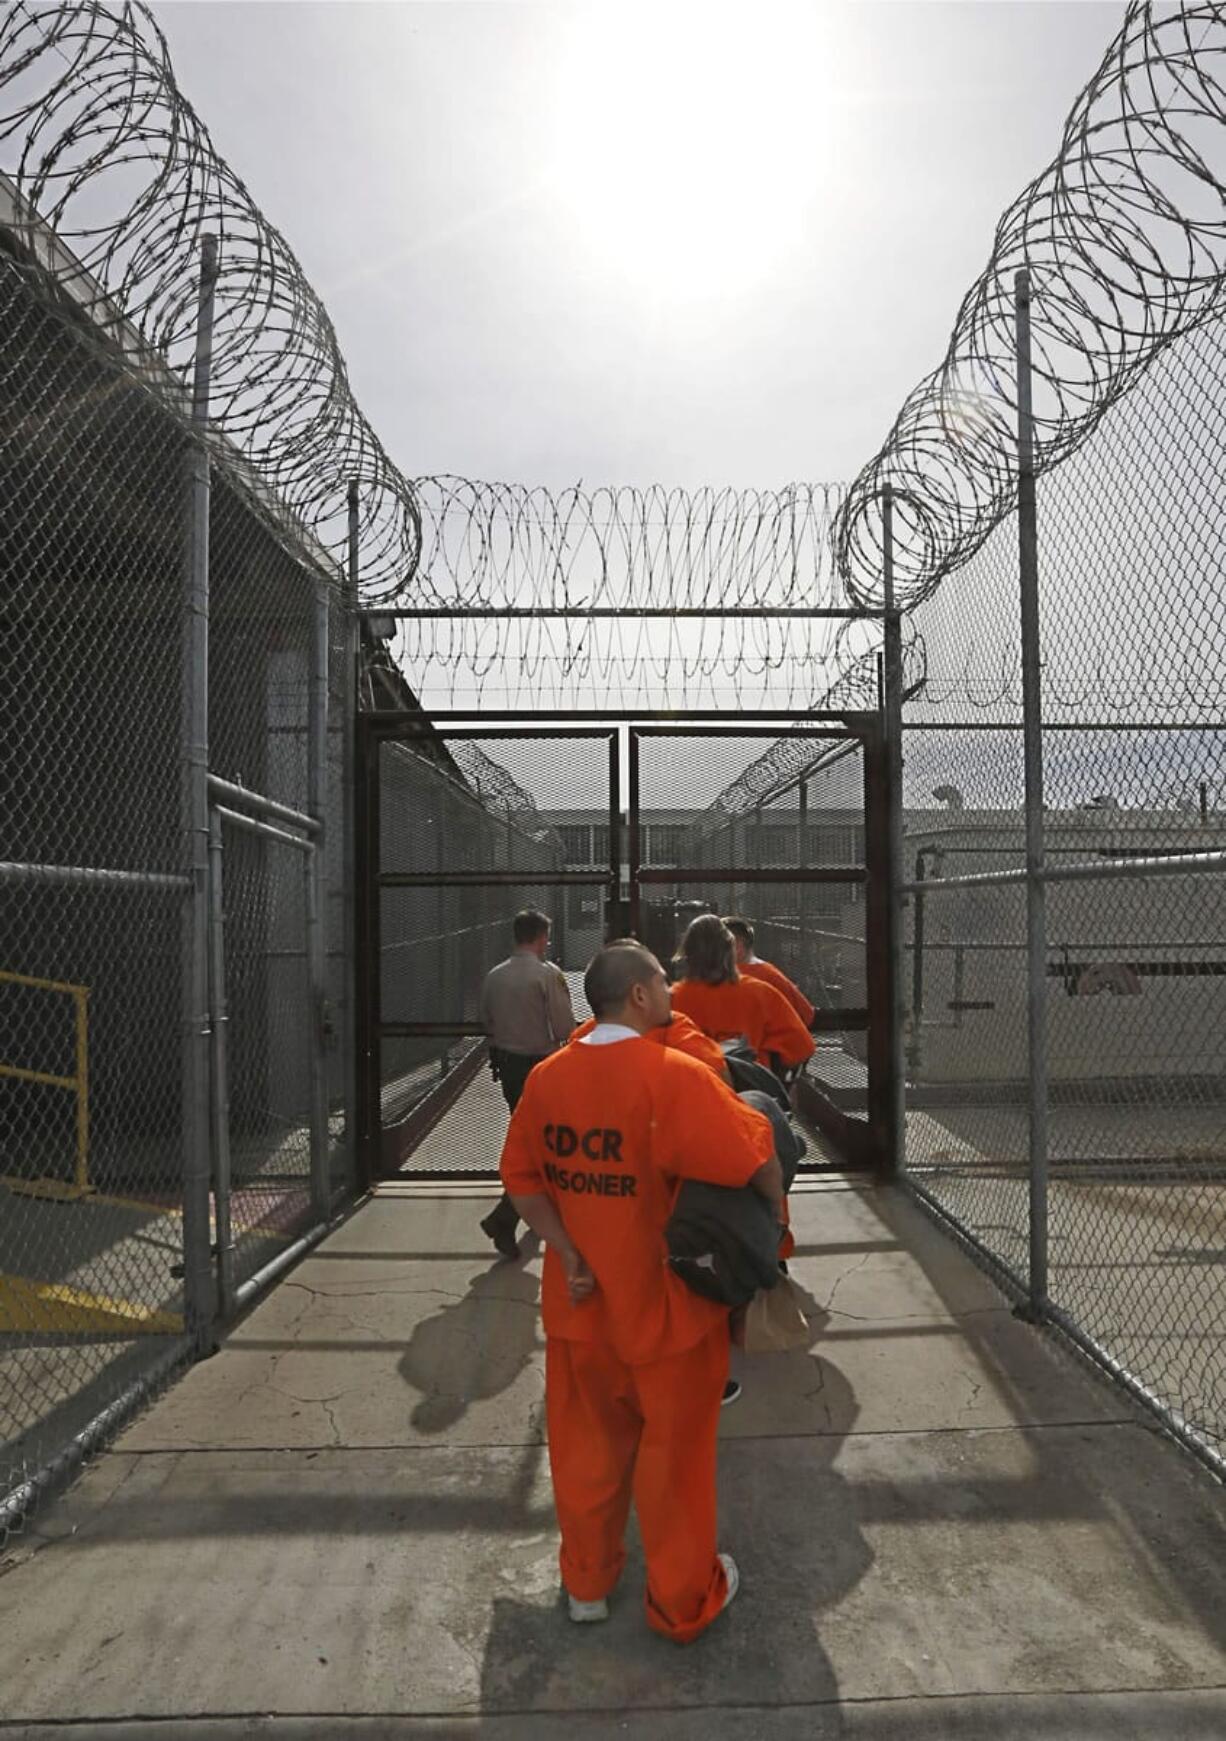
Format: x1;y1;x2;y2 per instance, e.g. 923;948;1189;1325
399;1249;544;1435
476;1289;866;1727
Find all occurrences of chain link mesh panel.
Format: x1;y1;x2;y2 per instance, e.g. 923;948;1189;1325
631;730;872;1134
375;733;605;1177
0;234;353;1536
900;311;1226;1466
217;821;316;1290
0;247;194;1529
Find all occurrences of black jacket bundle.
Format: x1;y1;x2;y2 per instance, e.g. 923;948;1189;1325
720;1039;791;1111
665;1179;782;1308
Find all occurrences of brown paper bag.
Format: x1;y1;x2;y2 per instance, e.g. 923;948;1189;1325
733;1275;811;1353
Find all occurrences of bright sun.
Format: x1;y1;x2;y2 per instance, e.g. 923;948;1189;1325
551;3;836;298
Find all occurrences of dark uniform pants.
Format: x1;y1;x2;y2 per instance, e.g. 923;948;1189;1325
487;1049;548;1232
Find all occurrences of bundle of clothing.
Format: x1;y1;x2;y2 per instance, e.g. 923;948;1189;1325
665;1044;806;1307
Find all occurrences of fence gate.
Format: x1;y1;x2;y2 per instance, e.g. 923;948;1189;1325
357;714;897;1183
627;719;895;1171
356;721;620;1181
207;785;333;1317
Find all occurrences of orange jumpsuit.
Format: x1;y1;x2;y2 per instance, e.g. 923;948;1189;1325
569;1010;728;1076
740;957;816;1028
670;974;815;1069
571;1010;796;1252
500;1038;773;1642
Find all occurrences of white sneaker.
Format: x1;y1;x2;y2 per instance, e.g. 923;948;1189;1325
567;1593;610;1624
718;1553;740;1612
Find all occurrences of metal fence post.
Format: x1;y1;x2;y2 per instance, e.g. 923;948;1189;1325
797;776;809;963
343;482;359;1190
881;485;906;1175
1015;266;1049;1321
207;811;236;1319
181;234;219;1356
307;581;332;1221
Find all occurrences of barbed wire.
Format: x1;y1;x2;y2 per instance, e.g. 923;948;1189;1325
0;0;421;598
396;610;867;714
697;623;926;824
409;476;848;610
6;0;1222;700
833;0;1226;610
447;740;560;844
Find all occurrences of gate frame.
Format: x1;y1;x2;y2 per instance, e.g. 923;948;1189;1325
355;708;899;1186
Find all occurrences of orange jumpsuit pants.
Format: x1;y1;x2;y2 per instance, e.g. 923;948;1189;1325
545;1322;731;1643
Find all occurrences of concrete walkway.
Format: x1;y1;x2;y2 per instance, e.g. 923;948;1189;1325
1;1177;1224;1738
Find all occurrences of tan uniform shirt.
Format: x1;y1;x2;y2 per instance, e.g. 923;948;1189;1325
479;949;576;1057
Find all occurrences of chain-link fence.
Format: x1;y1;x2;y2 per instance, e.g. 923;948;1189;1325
896;309;1226;1475
368;727;610;1179
0;213;355;1535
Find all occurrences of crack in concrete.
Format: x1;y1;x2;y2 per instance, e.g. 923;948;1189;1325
962;1375;984;1415
822;1302;1011;1325
285;1281;541;1308
823;1251;877;1316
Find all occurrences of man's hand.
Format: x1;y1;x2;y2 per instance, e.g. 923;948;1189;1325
508;1192;596;1303
562;1246;596;1304
749;1152;785;1217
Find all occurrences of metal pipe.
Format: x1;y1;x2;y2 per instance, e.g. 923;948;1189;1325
1016;266;1049;1324
881;483;906;1176
952;945;966;1028
232;1217;335;1314
212;804;312;852
73;986;90;1196
638;866;865;885
0;1340;188;1540
909;852;927;1072
207;812;236;1318
1045;849;1226;884
343;481;360;1197
365;709;880;726
608;730;622;939
206;774;320;836
363;730;383;1185
907;844;948;1067
1042;1303;1226;1486
379;869;612;888
0;861;188;891
905;719;1226;734
307;583;332;1223
628;729;641;939
181;233;219;1358
359;606;883;621
900;844;1226;895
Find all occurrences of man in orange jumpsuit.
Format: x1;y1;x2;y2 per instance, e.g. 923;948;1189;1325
723;916;816;1028
500;940;782;1642
569;944;799;1400
670;915;815;1073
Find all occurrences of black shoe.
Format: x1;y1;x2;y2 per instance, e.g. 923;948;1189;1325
480;1210;520;1260
721;1379;742;1406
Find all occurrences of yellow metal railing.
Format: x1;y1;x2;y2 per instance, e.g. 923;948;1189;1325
0;969;91;1200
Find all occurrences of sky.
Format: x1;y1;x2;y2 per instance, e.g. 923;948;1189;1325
152;0;1132;493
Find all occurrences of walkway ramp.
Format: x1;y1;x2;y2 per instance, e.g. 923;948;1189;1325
1;1181;1223;1738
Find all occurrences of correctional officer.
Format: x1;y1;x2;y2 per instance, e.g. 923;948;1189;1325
500;941;782;1642
479;908;575;1256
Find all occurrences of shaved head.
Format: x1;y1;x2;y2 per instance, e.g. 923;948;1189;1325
584;941;663;1019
